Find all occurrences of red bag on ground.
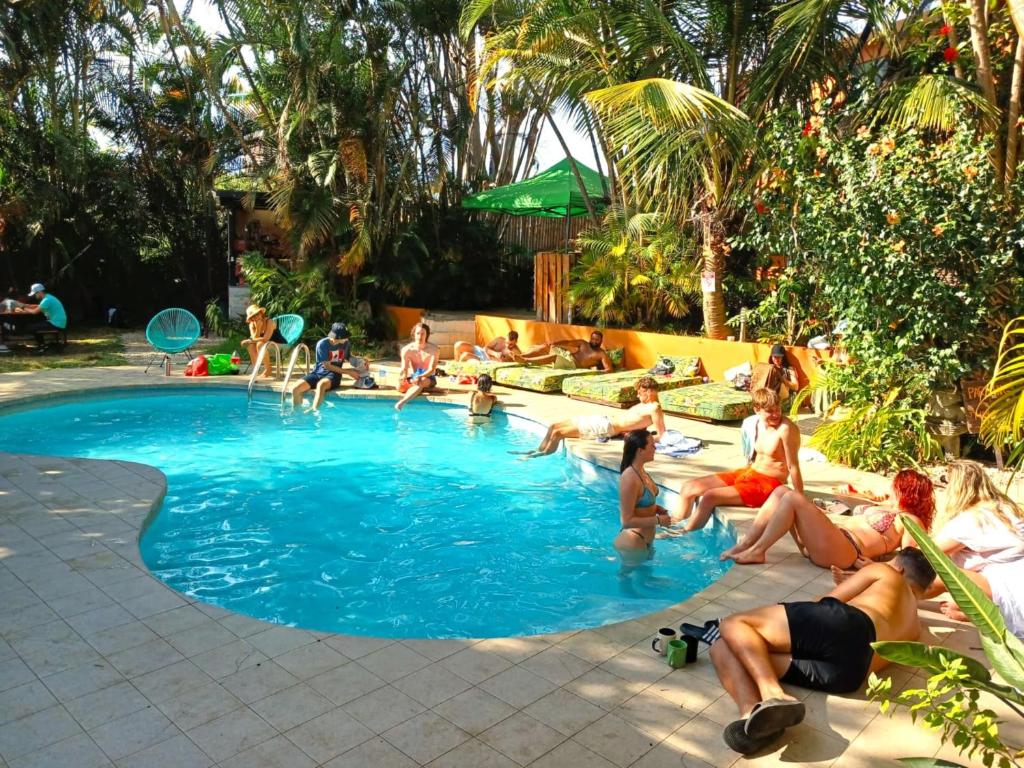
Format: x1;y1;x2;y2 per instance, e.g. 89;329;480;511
184;356;209;377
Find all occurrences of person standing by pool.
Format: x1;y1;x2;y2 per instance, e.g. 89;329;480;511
615;429;672;561
670;388;802;532
395;322;439;411
14;283;66;347
452;331;521;362
291;322;359;410
521;376;667;457
241;304;286;378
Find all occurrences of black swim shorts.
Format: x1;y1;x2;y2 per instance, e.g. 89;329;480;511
780;597;876;694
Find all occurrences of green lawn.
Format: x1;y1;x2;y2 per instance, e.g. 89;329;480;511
0;327;128;373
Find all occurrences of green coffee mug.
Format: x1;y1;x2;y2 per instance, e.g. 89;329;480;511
666;636;699;668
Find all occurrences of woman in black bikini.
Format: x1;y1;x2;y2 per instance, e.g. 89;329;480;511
720;469;934;567
468;374;497;419
615;430;671;559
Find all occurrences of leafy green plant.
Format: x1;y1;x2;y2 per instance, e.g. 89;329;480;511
980;317;1024;470
204;298;233;338
867;516;1024;767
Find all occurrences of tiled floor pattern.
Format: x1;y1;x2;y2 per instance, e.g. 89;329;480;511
0;367;1012;767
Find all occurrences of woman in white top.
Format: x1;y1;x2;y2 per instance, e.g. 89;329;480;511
930;460;1024;639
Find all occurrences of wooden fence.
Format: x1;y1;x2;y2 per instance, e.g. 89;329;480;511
534;251;576;322
484;214;591;263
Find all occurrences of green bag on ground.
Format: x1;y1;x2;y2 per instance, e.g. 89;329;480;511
206;353;239;376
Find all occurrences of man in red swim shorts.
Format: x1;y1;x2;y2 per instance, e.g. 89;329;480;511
671;388;802;532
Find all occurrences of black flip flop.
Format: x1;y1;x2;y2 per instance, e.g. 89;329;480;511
744;698;805;737
723;719;784;755
679;618;721;646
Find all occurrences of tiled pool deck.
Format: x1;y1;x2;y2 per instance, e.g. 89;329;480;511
0;367;1010;767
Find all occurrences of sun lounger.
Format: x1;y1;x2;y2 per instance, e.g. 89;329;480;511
441;359;519;377
494;364;605;393
562;356;703;407
659;382;755;422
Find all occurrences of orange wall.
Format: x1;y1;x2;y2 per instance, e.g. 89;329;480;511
385;305;425;340
475;315;828;386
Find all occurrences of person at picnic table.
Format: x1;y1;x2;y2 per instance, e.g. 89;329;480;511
452;331;520;362
512;330;615;371
519;376;666;457
290;322;361;411
615;429;672;562
922;460;1024;640
241;304;285;377
12;283;67;347
670;388;802;532
706;549;934;755
395;322;439;411
720;468;934;566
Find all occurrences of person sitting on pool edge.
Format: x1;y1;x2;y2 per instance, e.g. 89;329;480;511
670;388;802;532
520;376;666;457
452;331;520;363
291;322;362;410
707;548;934;755
468;373;498;419
395;322;439;411
241;304;286;377
513;330;615;372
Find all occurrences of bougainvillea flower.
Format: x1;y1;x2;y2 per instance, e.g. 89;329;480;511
886;211;901;225
802;121;813;137
944;47;959;62
755;201;768;215
939;24;951;36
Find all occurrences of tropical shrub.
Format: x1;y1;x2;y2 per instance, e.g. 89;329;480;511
570;208;701;328
980;317;1024;470
867;517;1024;768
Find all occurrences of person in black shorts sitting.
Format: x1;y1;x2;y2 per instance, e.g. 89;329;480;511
705;548;934;755
290;322;360;410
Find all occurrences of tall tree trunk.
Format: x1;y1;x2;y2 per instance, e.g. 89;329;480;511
967;0;1006;190
700;204;728;339
1006;36;1024;189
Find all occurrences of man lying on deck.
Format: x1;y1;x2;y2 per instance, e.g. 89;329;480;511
707;549;934;755
452;331;520;362
512;330;615;372
670;388;802;532
517;376;665;458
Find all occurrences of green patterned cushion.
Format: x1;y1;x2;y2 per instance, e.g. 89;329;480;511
562;369;703;404
658;355;700;376
495;365;604;392
660;382;754;422
607;347;625;368
442;359;519;376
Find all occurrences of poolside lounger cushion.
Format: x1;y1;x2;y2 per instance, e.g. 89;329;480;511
562;367;702;405
659;382;755;422
442;359;519;377
495;364;604;393
608;347;625;369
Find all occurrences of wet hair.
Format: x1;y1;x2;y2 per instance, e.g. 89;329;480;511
412;322;430;340
635;376;657;391
476;374;493;392
620;429;653;473
751;388;780;410
938;460;1023;535
508;330;519;341
894;548;936;592
891;469;935;530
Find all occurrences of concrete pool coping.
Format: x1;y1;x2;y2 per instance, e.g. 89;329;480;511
0;366;1005;767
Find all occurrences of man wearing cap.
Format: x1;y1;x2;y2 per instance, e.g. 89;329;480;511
15;284;67;348
290;322;361;410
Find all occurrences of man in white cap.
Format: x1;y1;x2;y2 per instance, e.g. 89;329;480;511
16;283;67;348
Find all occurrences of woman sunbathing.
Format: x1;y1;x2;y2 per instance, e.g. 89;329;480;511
720;469;934;567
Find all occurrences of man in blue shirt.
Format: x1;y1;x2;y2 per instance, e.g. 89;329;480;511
290;322;363;410
17;283;67;348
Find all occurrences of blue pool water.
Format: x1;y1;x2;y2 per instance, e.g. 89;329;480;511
0;388;734;638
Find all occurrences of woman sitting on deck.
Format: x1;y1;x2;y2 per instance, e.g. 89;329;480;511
720;469;934;567
615;430;671;562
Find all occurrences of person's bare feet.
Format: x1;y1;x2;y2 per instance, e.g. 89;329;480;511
720;542;748;561
940;600;969;622
728;549;766;565
830;565;854;585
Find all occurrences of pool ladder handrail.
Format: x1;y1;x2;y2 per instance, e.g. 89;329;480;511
279;344;312;405
246;342;282;401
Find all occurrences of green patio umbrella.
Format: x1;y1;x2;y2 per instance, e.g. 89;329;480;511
462;158;610;218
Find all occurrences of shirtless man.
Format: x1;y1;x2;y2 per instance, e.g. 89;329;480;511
395;322;439;411
513;330;615;372
452;331;520;362
671;388;801;532
708;549;933;754
520;376;665;457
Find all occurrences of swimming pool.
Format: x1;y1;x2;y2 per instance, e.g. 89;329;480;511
0;388;734;638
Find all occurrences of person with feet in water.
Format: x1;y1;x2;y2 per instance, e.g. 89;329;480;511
395;322;439;411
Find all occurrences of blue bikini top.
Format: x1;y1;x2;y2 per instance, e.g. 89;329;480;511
634;467;659;507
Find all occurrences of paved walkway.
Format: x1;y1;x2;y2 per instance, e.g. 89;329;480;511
0;367;1008;768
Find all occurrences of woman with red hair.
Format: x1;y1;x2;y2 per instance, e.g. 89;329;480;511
720;469;934;568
